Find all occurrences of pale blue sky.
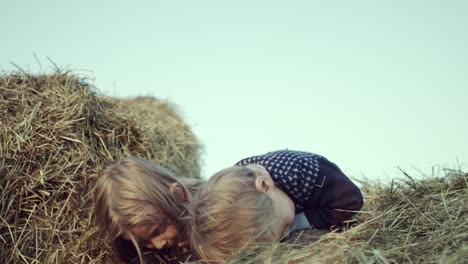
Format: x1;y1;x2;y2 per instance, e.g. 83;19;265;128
2;1;467;181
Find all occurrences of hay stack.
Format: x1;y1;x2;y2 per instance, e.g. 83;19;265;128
0;71;201;263
229;170;468;263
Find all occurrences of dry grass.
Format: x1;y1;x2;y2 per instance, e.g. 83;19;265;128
0;70;201;263
1;70;466;264
227;169;467;264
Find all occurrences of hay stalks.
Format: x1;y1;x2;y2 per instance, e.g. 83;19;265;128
228;169;467;264
0;70;201;263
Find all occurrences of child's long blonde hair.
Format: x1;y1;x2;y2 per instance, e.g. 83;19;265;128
187;166;275;262
93;157;201;263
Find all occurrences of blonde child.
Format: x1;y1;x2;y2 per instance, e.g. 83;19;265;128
93;157;202;263
188;150;364;261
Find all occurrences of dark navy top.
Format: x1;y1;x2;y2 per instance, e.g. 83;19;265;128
236;150;364;229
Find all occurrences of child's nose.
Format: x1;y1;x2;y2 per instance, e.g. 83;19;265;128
151;238;167;249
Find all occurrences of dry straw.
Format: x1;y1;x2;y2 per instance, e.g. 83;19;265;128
0;70;201;263
227;169;467;264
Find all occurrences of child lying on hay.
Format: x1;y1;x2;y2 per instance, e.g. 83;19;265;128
93;150;363;263
188;149;363;262
93;157;202;263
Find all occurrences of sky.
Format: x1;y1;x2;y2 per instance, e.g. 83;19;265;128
2;0;467;181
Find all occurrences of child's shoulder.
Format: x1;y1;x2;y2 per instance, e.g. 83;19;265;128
236;149;321;166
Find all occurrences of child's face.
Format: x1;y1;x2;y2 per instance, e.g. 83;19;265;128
124;223;179;250
267;181;296;240
247;164;296;240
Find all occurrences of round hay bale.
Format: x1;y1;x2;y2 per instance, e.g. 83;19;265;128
0;71;202;263
103;96;200;178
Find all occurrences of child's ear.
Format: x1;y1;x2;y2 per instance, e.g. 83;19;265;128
254;176;270;193
169;182;188;203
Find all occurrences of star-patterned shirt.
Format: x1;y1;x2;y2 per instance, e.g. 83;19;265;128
236;150;363;229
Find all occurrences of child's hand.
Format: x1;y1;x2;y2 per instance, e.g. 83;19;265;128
178;240;189;248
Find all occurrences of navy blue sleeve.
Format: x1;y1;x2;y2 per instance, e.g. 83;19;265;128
235;150;319;212
302;157;364;229
235;150;364;229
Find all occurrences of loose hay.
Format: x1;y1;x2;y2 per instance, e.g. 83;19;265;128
229;170;467;264
0;71;201;263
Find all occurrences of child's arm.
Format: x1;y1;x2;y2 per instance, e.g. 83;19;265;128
301;157;363;229
235;150;363;229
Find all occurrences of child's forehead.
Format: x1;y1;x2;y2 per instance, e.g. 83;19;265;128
132;224;153;234
127;223;160;240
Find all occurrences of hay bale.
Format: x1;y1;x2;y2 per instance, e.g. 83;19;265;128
0;71;201;263
229;170;468;264
103;96;200;178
